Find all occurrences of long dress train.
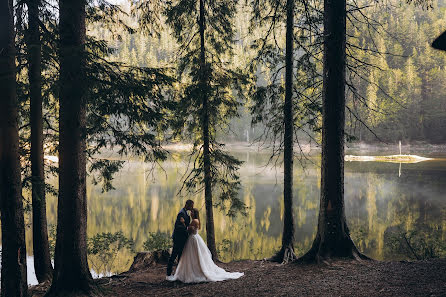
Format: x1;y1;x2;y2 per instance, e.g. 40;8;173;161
166;228;244;283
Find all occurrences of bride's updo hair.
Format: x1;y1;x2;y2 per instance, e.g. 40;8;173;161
192;208;200;229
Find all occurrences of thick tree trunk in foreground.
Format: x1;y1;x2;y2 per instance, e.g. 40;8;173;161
0;0;28;295
300;0;366;262
272;0;297;264
27;0;53;283
47;0;93;294
199;0;218;260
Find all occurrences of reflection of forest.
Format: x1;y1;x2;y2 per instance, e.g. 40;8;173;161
19;152;446;275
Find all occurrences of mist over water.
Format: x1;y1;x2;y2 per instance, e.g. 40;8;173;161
17;147;446;282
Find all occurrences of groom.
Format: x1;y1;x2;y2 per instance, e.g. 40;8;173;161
166;199;194;276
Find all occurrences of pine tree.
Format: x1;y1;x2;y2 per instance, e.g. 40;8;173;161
45;6;174;292
165;0;247;259
0;0;28;294
248;0;321;263
271;0;297;263
26;0;53;282
300;0;367;262
47;0;93;294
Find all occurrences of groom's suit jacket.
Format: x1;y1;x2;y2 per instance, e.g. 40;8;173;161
172;208;191;242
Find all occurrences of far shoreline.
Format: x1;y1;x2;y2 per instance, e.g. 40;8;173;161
164;141;446;155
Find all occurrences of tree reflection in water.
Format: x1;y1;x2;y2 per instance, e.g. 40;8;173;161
18;150;446;275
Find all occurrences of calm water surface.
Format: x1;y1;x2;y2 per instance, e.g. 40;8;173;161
19;147;446;284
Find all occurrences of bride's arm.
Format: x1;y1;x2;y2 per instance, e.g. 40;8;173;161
187;225;196;234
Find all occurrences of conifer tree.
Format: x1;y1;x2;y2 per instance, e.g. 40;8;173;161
46;0;94;293
46;0;174;294
165;0;248;259
0;0;28;294
26;0;53;282
300;0;368;262
248;0;321;263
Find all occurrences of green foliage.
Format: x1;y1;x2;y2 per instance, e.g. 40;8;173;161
349;223;369;252
87;231;135;275
385;226;446;260
94;0;446;145
87;0;136;37
16;0;60;194
48;224;57;258
248;0;323;158
406;0;434;9
344;0;446;143
248;0;446;145
130;0;165;37
143;232;172;251
164;0;248;216
84;37;174;190
16;0;175;195
217;238;232;255
350;224;368;243
49;228;135;275
89;159;125;192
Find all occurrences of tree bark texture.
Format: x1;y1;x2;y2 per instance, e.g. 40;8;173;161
0;0;29;294
272;0;297;264
300;0;366;262
27;0;53;282
199;0;218;261
47;0;93;294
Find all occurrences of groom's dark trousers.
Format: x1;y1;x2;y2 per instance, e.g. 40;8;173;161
167;208;191;276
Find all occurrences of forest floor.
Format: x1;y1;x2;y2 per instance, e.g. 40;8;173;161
29;258;446;296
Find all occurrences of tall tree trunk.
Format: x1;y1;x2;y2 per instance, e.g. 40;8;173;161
27;0;53;283
272;0;297;264
47;0;93;294
0;0;28;295
300;0;366;262
199;0;218;260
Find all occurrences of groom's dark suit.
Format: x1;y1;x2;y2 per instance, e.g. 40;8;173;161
167;208;191;276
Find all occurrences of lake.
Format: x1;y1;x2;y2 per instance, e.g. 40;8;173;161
15;145;446;284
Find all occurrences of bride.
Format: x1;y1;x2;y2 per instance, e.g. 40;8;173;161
166;209;244;283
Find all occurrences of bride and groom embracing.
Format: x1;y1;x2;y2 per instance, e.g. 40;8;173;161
166;199;244;283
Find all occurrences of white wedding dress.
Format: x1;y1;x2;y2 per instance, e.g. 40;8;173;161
166;228;244;283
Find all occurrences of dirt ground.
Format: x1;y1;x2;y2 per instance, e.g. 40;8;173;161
29;258;446;296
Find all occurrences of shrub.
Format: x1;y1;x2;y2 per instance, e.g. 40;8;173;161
87;231;135;276
143;232;172;251
385;226;446;260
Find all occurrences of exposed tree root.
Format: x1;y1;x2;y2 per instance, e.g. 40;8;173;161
296;234;373;265
269;244;297;264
